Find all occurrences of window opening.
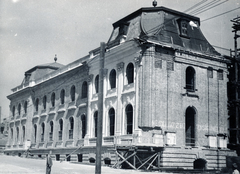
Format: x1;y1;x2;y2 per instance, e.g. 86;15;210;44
126;63;134;84
51;93;55;107
60;89;65;105
95;75;99;93
81;115;86;139
126;104;133;134
70;85;76;102
186;67;195;92
94;111;98;137
109;108;115;136
82;81;88;98
109;69;116;89
185;107;196;146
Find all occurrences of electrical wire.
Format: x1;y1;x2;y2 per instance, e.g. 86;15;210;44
184;0;208;13
201;7;240;22
189;0;221;15
193;0;229;15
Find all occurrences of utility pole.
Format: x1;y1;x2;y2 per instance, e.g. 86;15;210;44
230;16;240;145
95;42;105;174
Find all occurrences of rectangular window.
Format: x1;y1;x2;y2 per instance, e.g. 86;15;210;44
218;70;223;80
155;58;162;68
207;68;213;78
167;61;174;71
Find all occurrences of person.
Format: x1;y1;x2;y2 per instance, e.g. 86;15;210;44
232;163;239;174
46;151;53;174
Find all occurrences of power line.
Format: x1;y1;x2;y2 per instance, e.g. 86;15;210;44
184;0;208;13
201;7;240;22
193;0;229;15
189;0;221;15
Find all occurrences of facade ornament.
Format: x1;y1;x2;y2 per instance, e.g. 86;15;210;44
117;62;124;72
87;74;94;83
134;55;142;66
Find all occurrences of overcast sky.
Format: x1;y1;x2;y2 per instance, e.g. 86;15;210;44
0;0;239;120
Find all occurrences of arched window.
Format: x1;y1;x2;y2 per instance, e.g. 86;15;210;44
43;95;47;110
51;92;55;107
126;104;133;134
69;117;74;139
34;124;37;143
24;101;27;114
185;106;196;146
94;111;98;137
186;67;195;92
16;127;19;142
18;103;21;115
126;63;134;84
70;85;76;102
82;81;88;98
109;108;115;136
11;128;13;140
49;121;53;141
109;69;116;89
12;106;15;117
59;119;63;141
41;123;45;142
22;126;25;141
81;115;86;139
60;89;65;105
35;98;39;112
95;75;99;93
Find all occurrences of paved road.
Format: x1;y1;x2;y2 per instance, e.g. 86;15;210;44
0;154;162;174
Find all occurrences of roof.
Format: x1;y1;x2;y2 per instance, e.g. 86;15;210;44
25;62;64;74
106;6;219;56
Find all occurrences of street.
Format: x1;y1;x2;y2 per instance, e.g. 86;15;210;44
0;154;162;174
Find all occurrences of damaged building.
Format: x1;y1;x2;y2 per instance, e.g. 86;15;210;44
5;6;237;170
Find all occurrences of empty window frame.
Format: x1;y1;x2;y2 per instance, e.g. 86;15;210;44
49;121;53;141
186;67;196;92
185;106;196;146
51;92;55;107
81;115;86;139
95;75;99;93
24;101;27;114
126;104;133;134
35;98;39;112
109;108;115;136
59;119;63;141
41;123;45;142
12;106;15;117
109;69;116;89
18;103;21;115
94;111;98;137
207;67;213;78
69;117;74;139
82;81;88;98
34;124;37;143
43;95;47;110
22;126;25;141
60;89;65;105
70;85;76;102
126;63;134;84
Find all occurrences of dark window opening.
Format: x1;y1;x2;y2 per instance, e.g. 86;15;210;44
95;75;99;93
81;115;86;139
94;111;98;137
185;107;196;146
66;154;71;161
60;89;65;105
49;121;53;141
34;124;37;143
109;69;116;89
109;108;115;136
82;81;88;98
18;104;21;115
12;106;15;117
43;95;47;110
126;104;133;134
77;154;83;162
70;85;76;102
69;117;74;139
186;67;195;92
51;93;55;107
59;119;63;141
104;158;111;165
56;154;60;161
41;123;45;142
194;159;207;170
89;157;95;163
126;63;134;84
35;98;39;112
24;101;27;114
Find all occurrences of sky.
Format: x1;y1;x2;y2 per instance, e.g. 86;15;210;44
0;0;239;120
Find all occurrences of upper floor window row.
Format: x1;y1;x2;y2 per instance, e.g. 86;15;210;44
12;100;28;117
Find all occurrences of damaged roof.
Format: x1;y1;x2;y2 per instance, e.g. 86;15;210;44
107;6;219;56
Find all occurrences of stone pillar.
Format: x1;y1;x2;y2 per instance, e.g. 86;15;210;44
116;62;124;136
